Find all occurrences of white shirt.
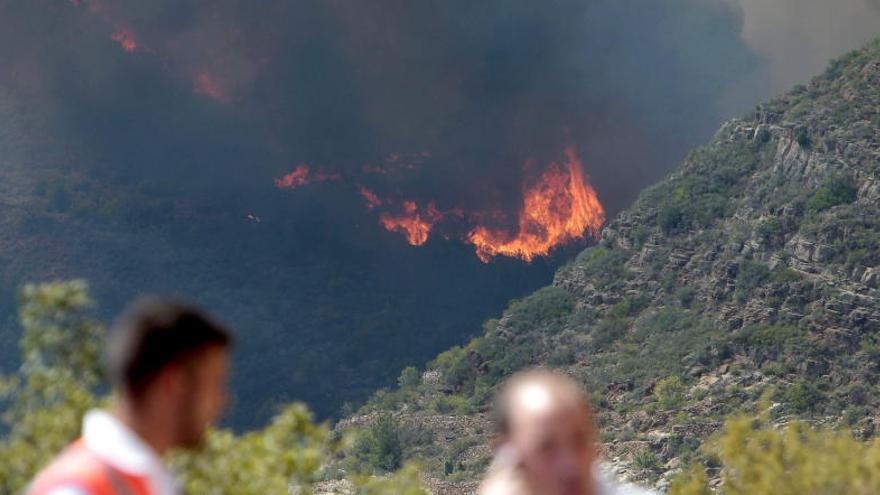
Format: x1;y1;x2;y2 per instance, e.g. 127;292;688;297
594;465;654;495
47;410;178;495
482;445;654;495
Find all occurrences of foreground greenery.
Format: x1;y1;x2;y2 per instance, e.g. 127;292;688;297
0;281;425;495
671;410;880;494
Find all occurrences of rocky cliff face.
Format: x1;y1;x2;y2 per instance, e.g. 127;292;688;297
336;39;880;493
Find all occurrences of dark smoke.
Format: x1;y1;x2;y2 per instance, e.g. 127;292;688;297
0;0;870;425
0;0;761;213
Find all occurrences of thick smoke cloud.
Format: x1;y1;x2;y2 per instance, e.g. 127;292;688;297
1;0;874;425
0;0;760;214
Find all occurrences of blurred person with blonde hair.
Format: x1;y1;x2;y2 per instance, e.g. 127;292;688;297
480;369;652;495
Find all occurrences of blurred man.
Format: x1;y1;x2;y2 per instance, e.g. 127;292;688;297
27;298;233;495
480;369;652;495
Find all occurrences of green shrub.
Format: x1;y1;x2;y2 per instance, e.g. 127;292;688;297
575;247;633;288
506;286;576;333
756;217;784;245
675;286;698;308
734;260;771;301
782;380;822;414
806;173;857;212
844;406;868;426
659;203;687;233
429;394;472;415
0;281;102;494
670;414;880;495
769;266;802;284
431;346;471;390
634;447;662;471
655;376;687;410
351;414;404;473
745;324;803;347
796;128;812;149
591;316;628;350
608;294;650;318
397;367;421;390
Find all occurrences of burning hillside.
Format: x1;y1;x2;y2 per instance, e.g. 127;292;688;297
467;147;605;262
275;146;606;262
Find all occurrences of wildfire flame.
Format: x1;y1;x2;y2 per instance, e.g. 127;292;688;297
273;146;605;262
467;147;605;262
379;201;443;246
194;72;228;102
111;28;137;53
358;186;384;209
275;165;340;189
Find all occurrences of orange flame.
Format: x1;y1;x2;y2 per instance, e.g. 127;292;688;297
379;201;443;246
274;165;340;189
111;28;137;53
467;147;605;262
358;186;383;209
271;146;605;261
275;165;311;189
194;72;228;102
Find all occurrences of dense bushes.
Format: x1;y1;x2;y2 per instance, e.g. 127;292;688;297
573;247;633;288
806;173;858;212
505;286;576;334
646;141;763;235
733;260;771;301
781;380;823;414
671;413;880;495
350;414;404;473
0;281;102;494
654;376;687;410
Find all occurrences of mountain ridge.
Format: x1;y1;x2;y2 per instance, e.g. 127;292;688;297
335;37;880;493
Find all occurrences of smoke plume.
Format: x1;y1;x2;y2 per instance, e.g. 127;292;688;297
1;0;876;424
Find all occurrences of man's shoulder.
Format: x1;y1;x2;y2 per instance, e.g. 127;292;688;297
43;488;92;495
27;441;106;495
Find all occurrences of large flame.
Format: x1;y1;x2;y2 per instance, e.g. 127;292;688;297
273;146;605;261
379;201;443;246
467;147;605;262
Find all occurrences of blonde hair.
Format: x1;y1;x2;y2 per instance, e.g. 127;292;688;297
495;368;594;439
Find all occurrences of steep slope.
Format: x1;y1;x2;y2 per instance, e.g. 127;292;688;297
340;39;880;492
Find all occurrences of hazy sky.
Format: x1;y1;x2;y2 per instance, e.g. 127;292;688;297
736;0;880;95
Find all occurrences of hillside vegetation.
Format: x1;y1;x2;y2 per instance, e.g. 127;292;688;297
340;38;880;492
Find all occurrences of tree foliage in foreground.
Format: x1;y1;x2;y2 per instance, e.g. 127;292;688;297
0;281;103;494
0;281;426;495
670;411;880;495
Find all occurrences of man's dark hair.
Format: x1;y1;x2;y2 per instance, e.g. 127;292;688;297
105;296;233;397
